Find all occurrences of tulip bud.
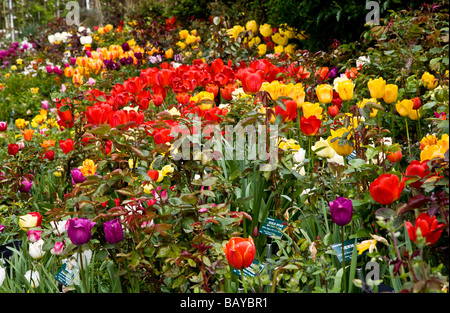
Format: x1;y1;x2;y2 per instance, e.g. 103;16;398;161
411;97;421;110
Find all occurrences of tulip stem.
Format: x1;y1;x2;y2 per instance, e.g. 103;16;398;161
341;226;347;293
405;117;411;156
240;269;247;293
297;108;302;148
78;246;88;292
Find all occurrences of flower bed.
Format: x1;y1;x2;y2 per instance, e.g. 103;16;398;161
0;4;448;294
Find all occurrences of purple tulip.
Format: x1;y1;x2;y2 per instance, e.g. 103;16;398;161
46;65;53;74
19;178;33;193
328;66;339;80
0;224;5;233
103;218;124;244
66;217;96;246
70;57;77;65
41;100;49;110
71;168;86;185
329;197;353;226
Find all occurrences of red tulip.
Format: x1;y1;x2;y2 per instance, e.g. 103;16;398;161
59;138;74;154
147;170;159;181
241;69;264;94
328;105;340;118
406;213;445;246
223;237;256;270
386;150;402;163
411;97;421;110
405;160;430;189
275;100;298;122
220;84;236;101
300;115;321;135
42;150;55;161
123;77;143;94
86;103;113;125
8;143;19;156
205;84;219;98
369;173;405;205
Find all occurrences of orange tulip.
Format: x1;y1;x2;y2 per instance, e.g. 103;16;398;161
22;129;35;141
223;237;256;270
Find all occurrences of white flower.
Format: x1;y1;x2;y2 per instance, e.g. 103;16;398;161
293;148;306;163
51;220;67;236
356;55;370;68
80;35;92;45
0;265;5;287
48;34;55;44
24;270;40;288
329;151;345;166
29;239;45;259
312;137;335;159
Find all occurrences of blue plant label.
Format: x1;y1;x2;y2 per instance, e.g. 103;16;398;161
232;260;264;278
346;150;357;161
55;262;78;286
260;217;287;238
330;238;366;263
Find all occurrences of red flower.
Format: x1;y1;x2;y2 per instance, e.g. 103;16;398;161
59;138;74;154
300;115;321;135
86;103;114;125
386;150;402;163
220;84;236;101
205;84;219;98
42;150;55;161
8;143;19;156
369;173;405;205
406;213;445;246
123;77;143;94
223;237;256;270
275;100;298;122
241;69;264;94
412;97;421;110
147;170;159;181
316;67;329;81
405;160;430;189
328;105;339;117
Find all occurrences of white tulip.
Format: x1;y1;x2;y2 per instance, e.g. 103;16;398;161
80;35;92;45
29;239;45;259
0;265;5;287
293;148;306;163
24;270;40;288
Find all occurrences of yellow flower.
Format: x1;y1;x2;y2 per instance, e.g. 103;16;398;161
420;134;438;150
185;34;197;45
16;58;23;65
271;33;288;46
179;29;189;39
408;109;421;120
421;71;438;90
357;98;379;118
15;119;29;130
143;183;154;194
420;144;446;163
437;133;449;152
190;91;215;110
327;127;354;157
30;87;39;94
161;165;174;176
11;65;17;71
227;25;245;39
284;44;296;55
40;139;56;150
80;159;97;177
259;23;272;37
356;239;377;255
336;80;354;101
302;102;323;119
257;44;267;56
316;84;333;104
382;84;398;104
367;77;386;99
245;20;258;35
176;41;187;50
279;139;300;151
274;45;284;54
165;48;174;59
395;99;413;117
312;137;335;159
261;81;282;100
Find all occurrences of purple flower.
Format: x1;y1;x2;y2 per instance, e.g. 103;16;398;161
328;66;339;80
0;121;7;131
103;218;124;244
329;197;353;226
19;178;33;193
0;224;5;233
71;168;86;185
66;217;96;246
121;42;130;52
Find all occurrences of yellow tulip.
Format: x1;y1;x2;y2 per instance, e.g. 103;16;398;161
302;102;323;119
382;84;398;103
367;77;386;99
259;23;272;37
271;33;288;46
80;159;97;177
312;137;335;159
420;144;446;162
357;98;379;118
245;20;258;35
327;128;354;157
257;44;267;56
408;109;421;120
336;80;354;101
438;133;449;151
395;99;413;117
274;45;284;54
279;139;300;151
420;134;438;150
316;84;333;104
421;71;438;90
